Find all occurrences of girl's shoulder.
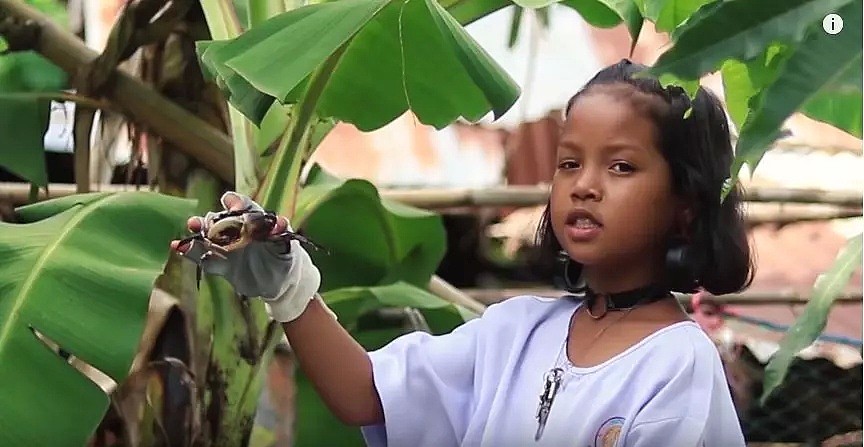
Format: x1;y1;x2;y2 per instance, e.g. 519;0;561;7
615;320;727;383
478;294;579;327
484;293;579;314
634;320;721;361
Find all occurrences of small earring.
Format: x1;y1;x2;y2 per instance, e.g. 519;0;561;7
665;241;698;292
557;250;586;293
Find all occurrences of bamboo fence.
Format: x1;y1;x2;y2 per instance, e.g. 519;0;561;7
2;182;861;212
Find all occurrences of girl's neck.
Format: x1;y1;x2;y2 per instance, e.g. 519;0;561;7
581;260;664;294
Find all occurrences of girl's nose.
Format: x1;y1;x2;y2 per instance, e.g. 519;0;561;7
571;170;602;202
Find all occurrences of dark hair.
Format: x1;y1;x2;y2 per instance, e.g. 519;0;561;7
534;59;755;295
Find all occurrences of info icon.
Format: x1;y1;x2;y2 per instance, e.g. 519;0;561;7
823;13;843;35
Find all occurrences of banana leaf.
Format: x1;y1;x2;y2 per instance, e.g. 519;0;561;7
650;0;854;80
198;0;520;131
720;44;790;131
0;192;196;446
0;0;70;187
733;0;862;176
560;0;642;45
293;166;446;293
761;234;863;404
0;53;66;188
636;0;714;33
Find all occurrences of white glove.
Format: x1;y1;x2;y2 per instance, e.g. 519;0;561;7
178;191;334;322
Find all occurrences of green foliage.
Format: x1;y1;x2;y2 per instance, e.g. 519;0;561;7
651;0;854;80
720;44;790;131
294;165;447;292
636;0;714;32
800;60;863;139
647;0;861;182
0;52;66;187
0;0;68;187
733;0;862;176
445;0;511;25
1;0;861;444
198;0;520;131
561;0;643;44
0;192;196;446
761;234;863;404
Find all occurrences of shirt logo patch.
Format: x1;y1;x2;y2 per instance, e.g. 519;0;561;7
594;417;625;447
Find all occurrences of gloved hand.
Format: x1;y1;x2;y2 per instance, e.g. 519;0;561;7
170;191;333;323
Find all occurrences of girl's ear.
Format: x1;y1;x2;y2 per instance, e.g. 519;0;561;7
677;204;695;240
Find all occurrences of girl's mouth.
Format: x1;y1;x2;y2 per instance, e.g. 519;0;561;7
565;209;603;241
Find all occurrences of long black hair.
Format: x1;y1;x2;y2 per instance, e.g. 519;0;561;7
534;59;755;295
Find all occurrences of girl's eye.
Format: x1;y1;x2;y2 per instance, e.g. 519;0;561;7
558;160;580;170
610;162;635;174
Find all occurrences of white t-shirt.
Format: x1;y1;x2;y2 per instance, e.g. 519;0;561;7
361;295;745;447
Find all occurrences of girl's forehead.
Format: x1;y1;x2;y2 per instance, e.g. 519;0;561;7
561;92;660;150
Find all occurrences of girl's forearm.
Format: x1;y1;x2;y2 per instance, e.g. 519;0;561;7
281;297;385;426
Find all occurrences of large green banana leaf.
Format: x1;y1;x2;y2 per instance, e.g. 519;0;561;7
0;192;196;446
650;0;854;80
294;165;447;293
198;0;520;131
733;0;861;176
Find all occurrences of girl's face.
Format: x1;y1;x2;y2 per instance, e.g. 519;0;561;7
550;89;687;290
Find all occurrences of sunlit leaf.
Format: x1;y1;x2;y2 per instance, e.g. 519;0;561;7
0;51;67;187
323;281;467;332
199;0;520;131
562;0;643;44
801;62;863;138
293;172;446;292
445;0;511;25
650;0;854;80
761;234;863;404
733;0;861;177
0;192;195;446
638;0;714;32
720;44;790;130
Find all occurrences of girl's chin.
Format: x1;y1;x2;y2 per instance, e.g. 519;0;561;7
560;250;601;266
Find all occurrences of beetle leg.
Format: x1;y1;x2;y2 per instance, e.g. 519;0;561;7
177;233;204;248
275;231;328;254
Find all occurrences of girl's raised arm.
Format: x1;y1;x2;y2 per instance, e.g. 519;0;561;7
171;192;383;426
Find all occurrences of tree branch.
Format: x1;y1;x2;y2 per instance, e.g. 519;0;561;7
0;0;235;184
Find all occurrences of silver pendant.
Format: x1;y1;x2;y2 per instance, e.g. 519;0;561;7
534;367;564;441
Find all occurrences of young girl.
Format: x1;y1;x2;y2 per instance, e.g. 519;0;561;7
172;59;754;446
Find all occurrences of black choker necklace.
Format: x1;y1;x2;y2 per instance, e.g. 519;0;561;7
572;283;672;319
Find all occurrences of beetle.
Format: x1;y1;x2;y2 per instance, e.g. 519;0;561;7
178;208;327;288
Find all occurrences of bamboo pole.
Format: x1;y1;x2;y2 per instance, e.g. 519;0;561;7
462;288;863;306
0;182;147;203
3;183;861;214
378;185;863;209
428;275;487;314
745;206;861;225
0;0;235;184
